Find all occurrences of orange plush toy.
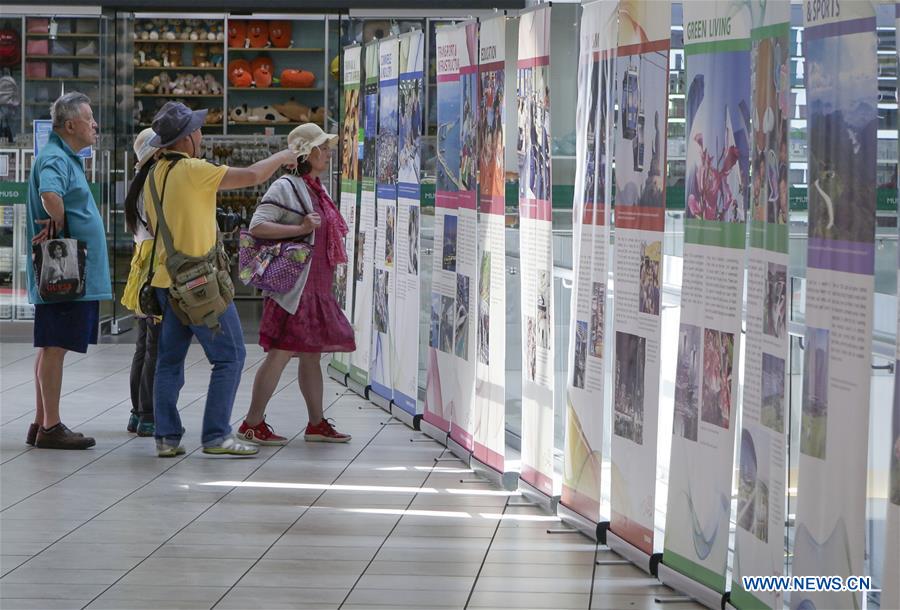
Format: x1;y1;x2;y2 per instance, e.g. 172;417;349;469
280;68;315;89
268;20;292;49
247;21;269;48
228;20;246;48
250;55;273;75
253;64;272;88
228;59;252;87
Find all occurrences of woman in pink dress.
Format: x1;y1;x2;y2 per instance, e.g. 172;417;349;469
238;123;356;445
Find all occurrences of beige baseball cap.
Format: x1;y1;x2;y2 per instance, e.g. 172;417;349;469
287;122;338;159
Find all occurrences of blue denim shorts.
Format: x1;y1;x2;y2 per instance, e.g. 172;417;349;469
33;300;99;353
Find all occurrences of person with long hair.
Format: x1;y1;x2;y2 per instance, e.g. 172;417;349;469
238;123;355;445
121;128;160;437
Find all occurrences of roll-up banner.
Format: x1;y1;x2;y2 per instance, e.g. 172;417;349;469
517;5;556;499
608;0;670;556
562;0;616;532
444;20;480;458
730;2;790;608
330;45;362;383
473;15;508;477
392;30;425;422
424;24;464;442
661;0;751;596
791;3;877;610
349;40;379;394
370;37;400;411
887;8;900;608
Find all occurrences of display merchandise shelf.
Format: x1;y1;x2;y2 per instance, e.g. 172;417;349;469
134;66;222;71
227;47;324;53
227;87;323;92
135;93;222;98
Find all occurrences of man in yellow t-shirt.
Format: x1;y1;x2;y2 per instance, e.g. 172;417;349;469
144;101;296;458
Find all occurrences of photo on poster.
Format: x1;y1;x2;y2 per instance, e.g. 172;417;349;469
460;69;478;192
477;251;491;366
761;352;785;434
701;329;735;430
407;206;419;274
355;232;366;282
525;315;537;382
517;65;551;203
342;87;360;181
362;136;377;180
572;320;588;390
801;326;829;460
639;240;661;316
399;76;423;184
38;240;80;293
385;205;396;268
377;85;399;186
737;427;770;543
764;261;787;339
674;323;701;442
373;269;390;334
806;32;876;244
442;214;458;272
751;35;789;226
332;264;348;310
614;331;646;445
479;68;505;198
685;51;750;223
362;86;378;178
439;294;455;354
615;50;667;207
581;55;602;206
430;292;441;349
437;75;461;194
536;270;551;350
590;281;605;357
455;274;470;359
891;374;900;505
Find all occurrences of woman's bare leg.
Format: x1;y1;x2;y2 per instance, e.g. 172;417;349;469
298;353;324;424
244;349;294;426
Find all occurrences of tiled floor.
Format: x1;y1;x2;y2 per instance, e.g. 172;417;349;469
0;342;702;610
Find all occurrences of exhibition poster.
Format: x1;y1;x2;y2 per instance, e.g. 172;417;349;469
663;0;751;593
730;2;790;608
425;24;468;435
517;5;556;497
562;0;616;525
349;39;379;389
332;45;361;377
473;15;508;473
791;3;877;610
609;0;670;556
392;30;425;416
885;8;900;610
370;37;400;403
443;20;480;453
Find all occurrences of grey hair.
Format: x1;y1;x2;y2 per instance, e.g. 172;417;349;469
51;92;92;130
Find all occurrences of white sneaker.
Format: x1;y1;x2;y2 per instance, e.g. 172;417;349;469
202;435;259;457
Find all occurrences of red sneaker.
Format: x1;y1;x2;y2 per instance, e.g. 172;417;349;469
238;419;288;446
304;418;351;443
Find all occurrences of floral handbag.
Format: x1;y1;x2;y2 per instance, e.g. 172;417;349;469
238;198;312;294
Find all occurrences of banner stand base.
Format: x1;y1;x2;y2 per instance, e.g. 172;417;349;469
326;364;348;386
370;392;392;413
446;437;472;467
471;455;518;491
606;530;653;575
518;478;559;515
390;405;421;431
656;562;725;610
419;419;448;446
347;377;370;400
556;504;602;541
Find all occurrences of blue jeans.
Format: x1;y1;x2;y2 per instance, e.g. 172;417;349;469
153;288;246;447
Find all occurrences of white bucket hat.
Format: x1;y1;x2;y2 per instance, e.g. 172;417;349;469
287;122;338;160
133;127;158;170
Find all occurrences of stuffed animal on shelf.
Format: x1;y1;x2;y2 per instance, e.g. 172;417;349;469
209;44;224;67
228;59;252;87
307;106;326;125
250;55;273;76
280;69;315;89
269;20;292;48
206;107;223;124
230;103;290;123
203;74;222;95
167;44;182;68
193;45;210;68
273;98;310;122
228;20;246;48
253;64;273;88
247;21;269;48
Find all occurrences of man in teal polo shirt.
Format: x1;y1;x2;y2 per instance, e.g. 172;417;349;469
26;92;111;450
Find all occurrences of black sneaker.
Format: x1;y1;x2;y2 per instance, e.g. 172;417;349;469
35;423;96;450
26;423;39;446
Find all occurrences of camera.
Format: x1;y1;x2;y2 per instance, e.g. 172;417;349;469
216;207;245;233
